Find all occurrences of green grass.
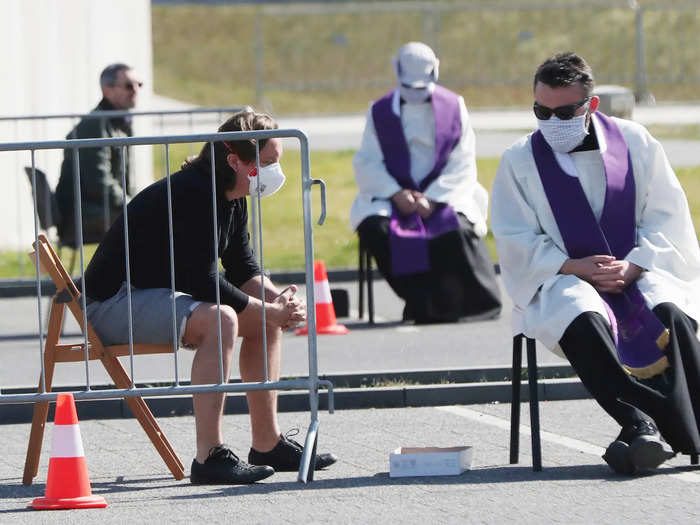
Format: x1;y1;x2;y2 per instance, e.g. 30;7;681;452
152;2;700;114
646;124;700;141
3;153;699;279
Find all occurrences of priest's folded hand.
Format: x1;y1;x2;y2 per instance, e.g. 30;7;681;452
591;260;643;294
391;189;418;215
560;255;615;284
414;194;435;219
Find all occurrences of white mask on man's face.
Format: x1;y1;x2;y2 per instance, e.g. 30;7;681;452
537;113;589;153
248;162;286;198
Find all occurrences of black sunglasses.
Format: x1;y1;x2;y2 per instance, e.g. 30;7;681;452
114;81;143;92
533;97;590;120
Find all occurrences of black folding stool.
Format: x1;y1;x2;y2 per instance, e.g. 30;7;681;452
510;334;542;471
357;238;375;324
509;334;699;471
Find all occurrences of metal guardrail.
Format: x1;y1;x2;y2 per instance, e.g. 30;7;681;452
0;106;246;123
0;128;334;483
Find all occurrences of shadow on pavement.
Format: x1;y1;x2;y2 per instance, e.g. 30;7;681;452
152;463;690;500
2;463;695;513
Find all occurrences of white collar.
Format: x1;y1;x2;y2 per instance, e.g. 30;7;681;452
391;89;401;116
390;89;433;116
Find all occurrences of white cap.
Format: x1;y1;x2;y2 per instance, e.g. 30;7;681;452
393;42;439;88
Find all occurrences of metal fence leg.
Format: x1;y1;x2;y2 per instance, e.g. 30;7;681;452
297;419;319;483
526;337;542;472
510;334;523;464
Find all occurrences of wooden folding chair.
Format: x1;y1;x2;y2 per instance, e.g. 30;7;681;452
23;234;185;485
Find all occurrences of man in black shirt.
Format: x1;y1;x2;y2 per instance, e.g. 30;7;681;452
84;111;337;484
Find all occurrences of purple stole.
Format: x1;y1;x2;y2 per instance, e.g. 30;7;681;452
532;112;669;379
371;85;462;275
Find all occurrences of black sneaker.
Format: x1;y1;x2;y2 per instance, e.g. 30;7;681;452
248;430;338;472
191;445;274;484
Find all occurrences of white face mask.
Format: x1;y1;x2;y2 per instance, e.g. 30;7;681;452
537;113;589;154
399;82;435;104
248;162;286;198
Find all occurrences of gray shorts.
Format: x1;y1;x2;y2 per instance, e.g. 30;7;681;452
86;282;201;347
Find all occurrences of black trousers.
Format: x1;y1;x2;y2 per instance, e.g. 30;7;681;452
357;214;502;322
559;303;700;453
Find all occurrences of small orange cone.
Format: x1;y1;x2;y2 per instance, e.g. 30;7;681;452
296;260;349;335
31;393;107;510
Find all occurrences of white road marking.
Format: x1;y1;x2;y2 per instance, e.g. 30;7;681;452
437;405;700;483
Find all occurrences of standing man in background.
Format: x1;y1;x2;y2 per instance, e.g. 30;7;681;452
351;42;501;324
56;63;141;247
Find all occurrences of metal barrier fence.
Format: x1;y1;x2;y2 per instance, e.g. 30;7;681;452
0;128;333;483
0;106;246;275
249;0;700;103
0;106;248;142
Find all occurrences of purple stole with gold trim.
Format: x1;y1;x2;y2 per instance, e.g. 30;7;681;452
371;85;462;275
532;112;669;379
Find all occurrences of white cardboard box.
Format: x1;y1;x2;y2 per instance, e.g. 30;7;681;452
389;446;473;478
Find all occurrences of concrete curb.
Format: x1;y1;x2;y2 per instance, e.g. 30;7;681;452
0;365;583;424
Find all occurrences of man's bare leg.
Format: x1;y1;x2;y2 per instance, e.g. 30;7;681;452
183;303;237;464
237;309;283;452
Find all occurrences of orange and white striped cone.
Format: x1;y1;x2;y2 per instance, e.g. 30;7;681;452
31;393;107;510
296;260;349;335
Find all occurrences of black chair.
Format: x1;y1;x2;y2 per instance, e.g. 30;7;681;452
357;238;375;324
23;167;76;273
509;334;700;472
509;334;542;471
24;167;60;232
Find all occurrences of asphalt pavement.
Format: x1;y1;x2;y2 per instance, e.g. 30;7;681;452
1;401;699;524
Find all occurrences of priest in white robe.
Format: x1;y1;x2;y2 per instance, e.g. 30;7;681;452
491;52;700;475
351;42;501;323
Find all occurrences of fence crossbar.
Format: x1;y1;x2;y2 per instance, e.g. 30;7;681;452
0;129;308;152
3;379;336;405
0;106;246;122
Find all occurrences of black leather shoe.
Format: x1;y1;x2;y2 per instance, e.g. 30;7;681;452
605;421;674;474
603;440;635;475
248;431;338;472
191;445;274;484
615;420;661;445
628;428;675;472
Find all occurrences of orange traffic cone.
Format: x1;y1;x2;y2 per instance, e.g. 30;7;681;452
31;393;107;510
296;260;349;335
